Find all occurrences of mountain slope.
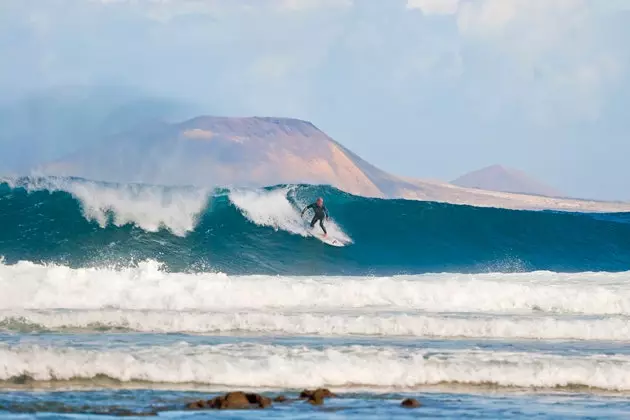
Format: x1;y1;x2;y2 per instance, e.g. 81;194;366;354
39;116;630;212
42;117;382;196
40;116;425;198
452;164;564;198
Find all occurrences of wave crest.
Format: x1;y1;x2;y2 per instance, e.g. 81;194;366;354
1;260;630;315
3;342;630;391
2;176;630;274
2;176;210;236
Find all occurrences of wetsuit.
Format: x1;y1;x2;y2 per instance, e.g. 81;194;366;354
301;202;329;234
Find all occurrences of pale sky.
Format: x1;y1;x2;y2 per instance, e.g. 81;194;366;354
1;0;629;200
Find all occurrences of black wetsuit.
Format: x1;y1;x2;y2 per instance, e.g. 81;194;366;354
301;202;329;234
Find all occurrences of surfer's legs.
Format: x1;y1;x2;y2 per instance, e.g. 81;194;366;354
319;219;327;235
310;216;327;235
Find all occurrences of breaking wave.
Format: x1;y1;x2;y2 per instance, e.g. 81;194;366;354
3;342;630;391
1;176;630;274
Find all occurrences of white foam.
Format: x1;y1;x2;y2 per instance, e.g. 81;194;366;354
228;187;307;235
3;342;630;390
1;260;630;315
229;187;352;244
3;309;630;341
3;176;210;236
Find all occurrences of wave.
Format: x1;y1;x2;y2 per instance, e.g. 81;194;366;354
2;176;630;274
3;309;630;341
3;342;630;391
2;260;630;315
2;175;211;236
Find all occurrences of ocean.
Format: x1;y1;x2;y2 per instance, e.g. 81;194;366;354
2;176;630;419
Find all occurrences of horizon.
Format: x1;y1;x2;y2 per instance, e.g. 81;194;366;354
1;0;629;200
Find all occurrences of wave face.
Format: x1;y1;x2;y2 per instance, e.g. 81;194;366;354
1;176;630;274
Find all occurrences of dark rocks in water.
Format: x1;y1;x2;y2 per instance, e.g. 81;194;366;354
307;390;325;406
186;388;338;410
245;393;272;409
211;391;250;409
186;391;271;410
5;390;424;416
401;398;421;408
299;388;337;406
185;400;208;410
299;388;337;399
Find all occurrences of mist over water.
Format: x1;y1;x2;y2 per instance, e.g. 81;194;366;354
0;87;197;175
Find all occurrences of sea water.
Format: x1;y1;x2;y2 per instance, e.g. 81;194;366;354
1;176;630;418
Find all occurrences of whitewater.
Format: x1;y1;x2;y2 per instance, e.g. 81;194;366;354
2;176;630;418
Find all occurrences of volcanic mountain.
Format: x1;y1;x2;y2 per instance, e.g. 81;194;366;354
40;116;411;197
39;116;630;212
452;164;564;198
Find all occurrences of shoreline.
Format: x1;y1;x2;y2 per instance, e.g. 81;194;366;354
1;386;629;417
3;380;630;397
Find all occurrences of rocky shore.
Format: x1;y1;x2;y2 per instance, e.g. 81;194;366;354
0;389;422;416
184;388;421;411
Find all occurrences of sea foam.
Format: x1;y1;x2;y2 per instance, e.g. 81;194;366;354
1;260;630;315
229;187;352;243
3;342;630;391
2;176;209;236
2;309;630;341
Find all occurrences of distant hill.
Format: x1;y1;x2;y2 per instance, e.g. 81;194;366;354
39;116;415;198
451;164;564;198
38;116;630;212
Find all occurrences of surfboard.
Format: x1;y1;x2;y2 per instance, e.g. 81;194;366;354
312;231;345;247
305;225;348;247
299;211;350;247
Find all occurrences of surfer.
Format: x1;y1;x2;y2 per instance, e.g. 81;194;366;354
301;197;329;236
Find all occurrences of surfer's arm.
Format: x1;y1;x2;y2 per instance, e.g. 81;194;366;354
301;203;313;216
324;206;329;218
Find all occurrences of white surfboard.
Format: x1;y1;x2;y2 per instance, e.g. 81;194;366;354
305;224;350;247
310;231;346;247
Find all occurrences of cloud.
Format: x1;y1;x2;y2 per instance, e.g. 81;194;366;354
1;0;629;198
445;0;624;122
406;0;460;15
94;0;352;20
457;0;586;38
278;0;353;11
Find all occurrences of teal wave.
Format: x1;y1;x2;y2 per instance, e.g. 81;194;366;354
1;177;629;274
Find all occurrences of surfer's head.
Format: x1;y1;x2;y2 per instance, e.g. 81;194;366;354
316;197;323;206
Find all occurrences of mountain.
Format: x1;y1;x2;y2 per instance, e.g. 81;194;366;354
38;116;630;212
451;164;564;198
39;116;411;197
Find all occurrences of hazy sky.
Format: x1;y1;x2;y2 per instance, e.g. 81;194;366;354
1;0;629;199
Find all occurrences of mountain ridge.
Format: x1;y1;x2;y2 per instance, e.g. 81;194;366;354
38;115;630;213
